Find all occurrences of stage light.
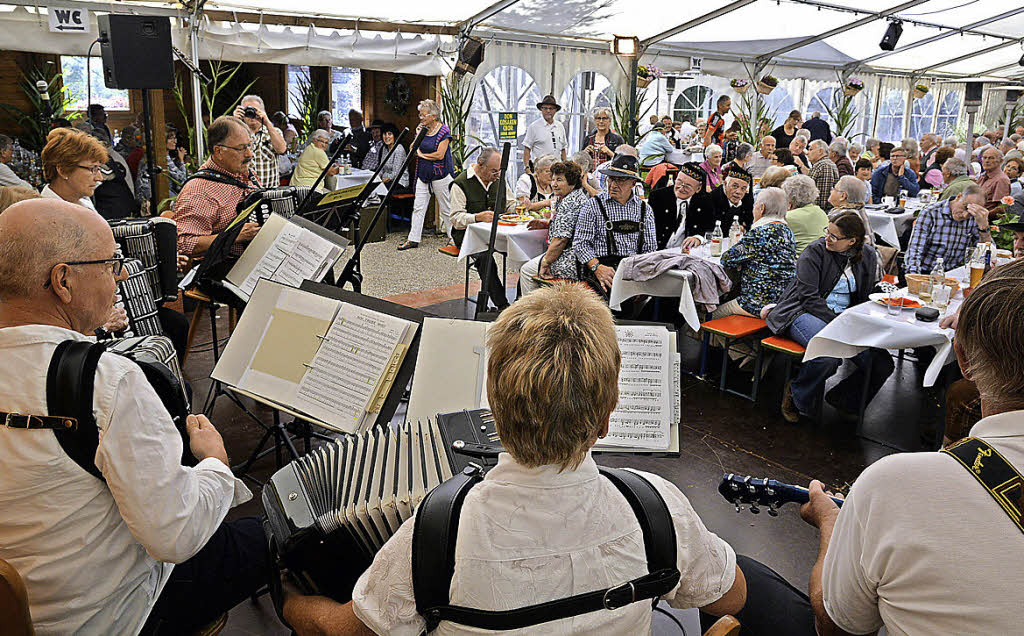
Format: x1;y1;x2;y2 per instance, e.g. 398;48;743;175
1018;52;1024;67
613;35;639;57
879;20;903;51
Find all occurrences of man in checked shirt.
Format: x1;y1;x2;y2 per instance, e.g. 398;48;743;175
574;154;657;293
173;116;261;258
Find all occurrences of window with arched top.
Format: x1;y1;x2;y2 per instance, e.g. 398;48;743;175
558;71;614;155
806;87;839;124
935;92;961;137
673;86;714;126
468;65;544;183
909;93;936;140
762;87;796;128
877;89;906;143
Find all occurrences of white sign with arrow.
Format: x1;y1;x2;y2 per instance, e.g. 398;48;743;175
48;6;90;33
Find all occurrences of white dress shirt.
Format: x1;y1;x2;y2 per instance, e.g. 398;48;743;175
0;325;250;635
666;199;689;249
353;452;736;635
823;410;1024;636
523;118;568;160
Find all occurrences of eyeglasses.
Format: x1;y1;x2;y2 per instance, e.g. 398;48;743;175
826;231;852;242
43;258;125;288
77;164;104;175
216;143;253;153
594;116;611;120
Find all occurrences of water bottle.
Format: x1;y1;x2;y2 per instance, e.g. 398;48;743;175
710;221;724;257
729;215;743;247
929;257;946;309
929;257;945;287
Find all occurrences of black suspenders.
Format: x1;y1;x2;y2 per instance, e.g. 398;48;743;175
594;197;646;257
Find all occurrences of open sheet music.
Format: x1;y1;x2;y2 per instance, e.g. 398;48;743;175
213;279;416;433
408;318;679;454
223;213;348;302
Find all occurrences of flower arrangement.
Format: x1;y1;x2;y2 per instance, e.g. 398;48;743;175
844;77;864;97
730;78;750;94
913;83;930;99
756;74;778;95
1001;196;1016;207
636;64;662;88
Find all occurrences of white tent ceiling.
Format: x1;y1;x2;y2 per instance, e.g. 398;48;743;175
3;0;1024;80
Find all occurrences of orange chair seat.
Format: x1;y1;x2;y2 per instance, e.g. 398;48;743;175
184;288;213;303
760;335;806;356
700;316;767;338
393;193;416;200
438;244;461;257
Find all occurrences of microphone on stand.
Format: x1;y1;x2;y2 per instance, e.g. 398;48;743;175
36;80;52;119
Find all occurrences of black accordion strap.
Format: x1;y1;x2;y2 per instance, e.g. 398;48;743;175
47;340;106;481
183;167;257;191
942;437;1024;535
413;466;680;633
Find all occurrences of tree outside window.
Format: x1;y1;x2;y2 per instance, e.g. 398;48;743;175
60;56;129;111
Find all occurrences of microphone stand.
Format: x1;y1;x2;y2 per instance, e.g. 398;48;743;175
474;142;512;318
334;127;427;294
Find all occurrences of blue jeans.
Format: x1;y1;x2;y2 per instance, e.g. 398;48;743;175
787;313;894;415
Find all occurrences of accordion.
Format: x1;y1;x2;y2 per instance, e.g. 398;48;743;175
114;259;163;337
240;186;322;225
263;409;501;600
109;218;179;304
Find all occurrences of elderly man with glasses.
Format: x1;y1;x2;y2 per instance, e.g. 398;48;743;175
234;94;286;189
172;116;260;258
869;145;920;203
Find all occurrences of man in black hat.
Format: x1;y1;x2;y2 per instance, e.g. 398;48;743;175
689;165;754;237
574;154;657;293
523;95;567;172
361;120;386;172
649;161;710;250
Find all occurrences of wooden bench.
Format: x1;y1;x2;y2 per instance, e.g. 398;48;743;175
698;315;769;401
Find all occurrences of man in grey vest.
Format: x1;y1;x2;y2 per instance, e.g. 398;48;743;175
450;148;517;310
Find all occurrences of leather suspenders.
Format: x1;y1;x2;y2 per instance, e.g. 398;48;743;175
942;437;1024;535
594;197;646;257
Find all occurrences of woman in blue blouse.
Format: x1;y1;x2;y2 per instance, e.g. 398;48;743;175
715;187;796;319
399;99;454;251
765;212;894;422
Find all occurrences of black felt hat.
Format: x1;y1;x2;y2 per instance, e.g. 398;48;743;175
598;154;642;181
536;95;562;111
723;164;753;188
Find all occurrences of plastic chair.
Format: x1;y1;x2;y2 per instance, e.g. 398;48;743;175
698;315;769;401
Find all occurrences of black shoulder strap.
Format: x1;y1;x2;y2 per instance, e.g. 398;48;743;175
595;197;615;256
942;437;1024;535
47;340;106;481
412;465;680;633
529;173;538;201
183;168;254;190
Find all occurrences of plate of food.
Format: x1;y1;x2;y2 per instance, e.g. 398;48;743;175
869;292;922;309
499;214;533;225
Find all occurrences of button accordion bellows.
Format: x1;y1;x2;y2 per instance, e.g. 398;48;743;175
109;218;179;304
106;334;190;416
114;259;163;337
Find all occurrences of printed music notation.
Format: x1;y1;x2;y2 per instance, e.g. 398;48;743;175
600;326;672;450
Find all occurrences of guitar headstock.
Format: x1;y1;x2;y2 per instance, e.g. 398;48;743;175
718;473;843;516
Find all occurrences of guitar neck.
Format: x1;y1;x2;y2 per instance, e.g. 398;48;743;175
718;474;844;513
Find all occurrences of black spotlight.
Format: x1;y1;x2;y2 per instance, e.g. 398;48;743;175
455;36;485;76
1018;52;1024;67
880;20;903;51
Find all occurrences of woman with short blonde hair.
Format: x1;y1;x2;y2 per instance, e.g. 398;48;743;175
0;185;40;214
399;99;454;250
40;127;107;211
758;166;792;189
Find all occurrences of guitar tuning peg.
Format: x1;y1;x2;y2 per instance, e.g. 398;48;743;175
767;505;778;517
750;504;760;514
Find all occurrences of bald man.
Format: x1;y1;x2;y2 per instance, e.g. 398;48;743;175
0;199;270;634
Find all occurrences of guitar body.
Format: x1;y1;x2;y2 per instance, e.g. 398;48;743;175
718;474;844;516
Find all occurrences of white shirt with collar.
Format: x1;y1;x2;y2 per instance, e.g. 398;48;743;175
823;410;1024;636
523;117;568;159
0;325;250;635
666;196;690;249
40;183;96;211
448;165;517;231
352;452;736;635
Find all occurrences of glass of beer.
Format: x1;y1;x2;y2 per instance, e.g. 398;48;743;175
969;260;985;290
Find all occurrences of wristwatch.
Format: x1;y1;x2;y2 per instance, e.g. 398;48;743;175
589;261;600;272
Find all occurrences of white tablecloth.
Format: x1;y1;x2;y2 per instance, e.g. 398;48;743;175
865;208;916;247
458;222;549;269
805;290;961;387
608;248;721;331
325;168;376;192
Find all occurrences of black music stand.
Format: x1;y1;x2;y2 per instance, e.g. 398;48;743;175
473;142;512;319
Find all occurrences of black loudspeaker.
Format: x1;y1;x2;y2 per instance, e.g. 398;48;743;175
455;36;485;76
879;20;903;51
965;81;984;106
97;14;174;89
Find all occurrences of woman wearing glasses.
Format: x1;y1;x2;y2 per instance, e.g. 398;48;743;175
764;212;893;423
40;127;107;211
582;107;624;170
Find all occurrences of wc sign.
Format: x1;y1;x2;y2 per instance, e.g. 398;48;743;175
48;6;89;33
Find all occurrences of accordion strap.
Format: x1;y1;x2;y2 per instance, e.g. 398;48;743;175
942;437;1024;535
47;340;106;481
413;466;680;633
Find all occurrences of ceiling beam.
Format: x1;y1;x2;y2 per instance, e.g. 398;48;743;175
640;0;757;48
919;36;1024;74
201;10;459;33
755;0;930;64
458;0;524;32
845;7;1024;70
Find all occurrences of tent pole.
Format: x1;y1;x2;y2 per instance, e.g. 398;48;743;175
189;13;204;160
628;56;639;144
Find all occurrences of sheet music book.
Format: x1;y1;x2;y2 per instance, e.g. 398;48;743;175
223;213;348;303
407;318;680;454
212;279;417;433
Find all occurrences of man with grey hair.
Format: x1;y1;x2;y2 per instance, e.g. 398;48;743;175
449;147;518;310
748;135;775;178
829;139;853;178
726;142;755;172
943;135;957;147
801;111;832;144
313;110;344;149
977;145;1010;213
0;198;268;633
920;132;939;167
905;183;992;274
940;157;971;201
0;134;32;189
234;94;286;187
807;139;839;211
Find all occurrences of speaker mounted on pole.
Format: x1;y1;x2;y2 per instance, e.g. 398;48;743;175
97;14;174;89
455;35;485;77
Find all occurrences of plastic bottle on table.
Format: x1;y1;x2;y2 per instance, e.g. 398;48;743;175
710;220;723;257
729;215;743;248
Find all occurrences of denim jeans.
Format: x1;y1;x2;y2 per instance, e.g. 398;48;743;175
787;313;895;415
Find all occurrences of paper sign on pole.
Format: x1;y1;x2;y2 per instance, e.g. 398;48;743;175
498;112;518;142
49;6;89;33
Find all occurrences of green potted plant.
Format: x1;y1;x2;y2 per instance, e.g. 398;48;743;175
730;78;749;95
757;75;778;95
913;83;930;99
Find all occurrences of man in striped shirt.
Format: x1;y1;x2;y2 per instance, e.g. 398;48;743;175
172;116;261;257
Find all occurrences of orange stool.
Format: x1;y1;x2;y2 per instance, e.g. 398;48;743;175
698;315;768;400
